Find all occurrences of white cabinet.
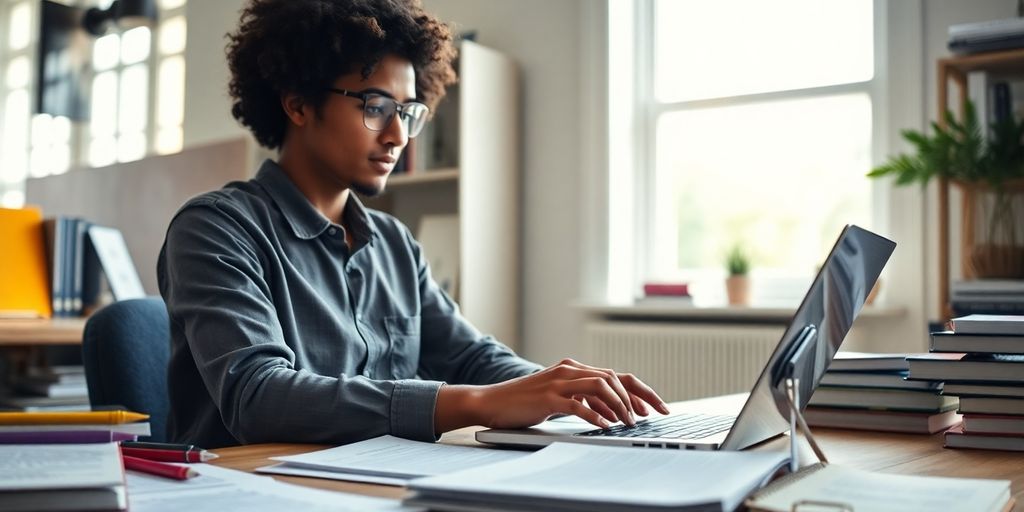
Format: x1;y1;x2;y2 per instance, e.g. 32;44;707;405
364;40;520;350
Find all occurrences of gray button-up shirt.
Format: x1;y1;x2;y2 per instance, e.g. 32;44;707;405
158;159;540;448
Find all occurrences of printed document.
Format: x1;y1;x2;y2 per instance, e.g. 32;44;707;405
271;435;528;479
406;442;790;512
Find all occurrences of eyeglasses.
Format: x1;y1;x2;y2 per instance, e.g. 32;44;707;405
327;88;430;138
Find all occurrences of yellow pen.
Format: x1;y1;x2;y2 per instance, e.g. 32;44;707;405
0;411;149;425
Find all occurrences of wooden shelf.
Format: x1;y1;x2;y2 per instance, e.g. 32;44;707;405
939;48;1024;76
936;49;1024;320
385;168;459;189
0;318;87;346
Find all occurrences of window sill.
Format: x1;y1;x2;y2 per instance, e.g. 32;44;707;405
574;301;907;324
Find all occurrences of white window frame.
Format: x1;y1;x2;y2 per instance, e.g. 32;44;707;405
627;0;890;303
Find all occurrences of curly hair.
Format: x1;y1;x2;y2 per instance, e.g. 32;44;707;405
226;0;458;150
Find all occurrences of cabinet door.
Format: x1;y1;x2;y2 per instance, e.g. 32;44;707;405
458;41;520;349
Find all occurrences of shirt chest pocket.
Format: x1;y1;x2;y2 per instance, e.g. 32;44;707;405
385;315;421;379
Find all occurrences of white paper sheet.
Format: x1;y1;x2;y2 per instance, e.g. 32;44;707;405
256;462;408;486
408;442;790;511
271;435;528;479
0;443;123;490
127;463;416;512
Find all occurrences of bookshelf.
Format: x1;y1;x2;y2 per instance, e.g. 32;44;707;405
362;40;521;350
935;48;1024;320
0;319;86;346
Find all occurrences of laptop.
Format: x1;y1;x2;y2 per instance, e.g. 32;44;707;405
477;225;896;451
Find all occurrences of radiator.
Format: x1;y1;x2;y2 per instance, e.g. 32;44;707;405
586;321;785;402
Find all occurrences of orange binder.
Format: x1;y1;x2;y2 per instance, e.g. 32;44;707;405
0;207;52;318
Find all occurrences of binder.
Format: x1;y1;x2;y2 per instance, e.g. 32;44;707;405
0;208;52;318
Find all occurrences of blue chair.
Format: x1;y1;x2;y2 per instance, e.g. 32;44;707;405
82;298;170;442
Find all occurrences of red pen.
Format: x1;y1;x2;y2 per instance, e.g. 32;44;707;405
122;455;198;480
120;446;218;463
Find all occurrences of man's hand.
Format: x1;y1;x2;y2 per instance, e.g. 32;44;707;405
435;359;670;433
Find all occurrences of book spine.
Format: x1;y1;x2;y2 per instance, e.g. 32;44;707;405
952;301;1024;315
72;218;86;316
61;218;74;317
642;283;689;296
993;82;1011;123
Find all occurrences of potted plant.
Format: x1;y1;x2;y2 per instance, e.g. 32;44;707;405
869;100;1024;278
725;244;751;306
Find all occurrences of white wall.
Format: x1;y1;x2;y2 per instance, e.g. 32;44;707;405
182;0;249;149
419;0;590;364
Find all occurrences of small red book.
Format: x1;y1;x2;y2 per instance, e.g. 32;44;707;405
642;283;689;297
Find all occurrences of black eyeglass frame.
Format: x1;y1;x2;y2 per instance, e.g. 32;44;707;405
327;88;430;138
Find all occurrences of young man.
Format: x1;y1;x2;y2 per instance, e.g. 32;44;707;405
158;0;669;448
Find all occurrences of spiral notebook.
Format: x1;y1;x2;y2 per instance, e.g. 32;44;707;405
746;463;1012;512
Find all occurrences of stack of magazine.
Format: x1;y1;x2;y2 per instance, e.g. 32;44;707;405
910;315;1024;451
804;352;960;434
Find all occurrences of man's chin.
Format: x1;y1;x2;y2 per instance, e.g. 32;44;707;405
351;180;386;198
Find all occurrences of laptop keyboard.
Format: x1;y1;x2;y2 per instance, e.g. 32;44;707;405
574;412;735;440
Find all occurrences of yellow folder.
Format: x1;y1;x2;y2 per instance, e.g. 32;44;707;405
0;207;52;318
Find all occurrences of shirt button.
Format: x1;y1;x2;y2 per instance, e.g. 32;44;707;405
328;228;337;235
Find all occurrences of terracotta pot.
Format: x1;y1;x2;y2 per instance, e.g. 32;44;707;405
726;275;750;306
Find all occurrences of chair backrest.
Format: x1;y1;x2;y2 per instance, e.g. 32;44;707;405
82;297;170;442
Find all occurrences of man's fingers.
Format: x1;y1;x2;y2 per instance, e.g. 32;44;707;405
585;397;619;423
559;359;636;425
630;394;649;416
555;378;631;425
619;373;671;415
561;398;610;429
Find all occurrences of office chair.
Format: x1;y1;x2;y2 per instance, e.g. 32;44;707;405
82;297;170;442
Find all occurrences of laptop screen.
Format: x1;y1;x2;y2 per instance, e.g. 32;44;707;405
721;224;895;450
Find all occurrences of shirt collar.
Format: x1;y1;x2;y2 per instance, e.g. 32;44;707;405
254;159;379;241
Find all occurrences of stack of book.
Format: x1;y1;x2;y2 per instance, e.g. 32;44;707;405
0;410;151;444
0;443;127;511
635;282;693;307
951;280;1024;316
0;365;89;412
910;314;1024;452
805;352;961;434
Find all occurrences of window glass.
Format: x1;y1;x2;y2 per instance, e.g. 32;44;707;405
158;16;186;55
652;94;873;290
654;0;873;102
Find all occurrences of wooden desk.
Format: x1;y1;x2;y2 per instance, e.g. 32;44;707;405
0;318;86;346
210;418;1024;506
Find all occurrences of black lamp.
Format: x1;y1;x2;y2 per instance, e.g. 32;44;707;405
82;0;158;37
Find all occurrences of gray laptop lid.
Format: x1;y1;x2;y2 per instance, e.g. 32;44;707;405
720;224;895;450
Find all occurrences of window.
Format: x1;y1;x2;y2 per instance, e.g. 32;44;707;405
1;0;40;207
0;0;187;207
632;0;878;305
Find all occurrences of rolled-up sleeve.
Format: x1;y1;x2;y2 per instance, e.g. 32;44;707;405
161;201;442;443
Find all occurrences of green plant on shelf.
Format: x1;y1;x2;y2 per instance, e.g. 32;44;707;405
725;244;750;277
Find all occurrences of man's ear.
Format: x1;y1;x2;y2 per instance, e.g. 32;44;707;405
281;92;309;127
